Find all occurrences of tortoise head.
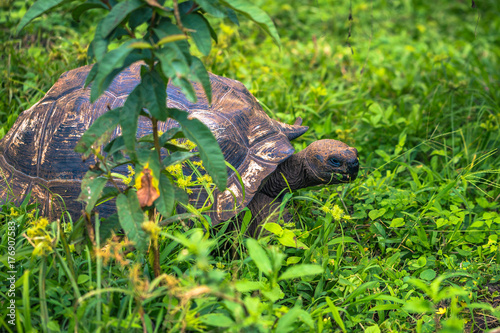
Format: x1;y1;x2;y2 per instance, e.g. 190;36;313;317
304;139;359;185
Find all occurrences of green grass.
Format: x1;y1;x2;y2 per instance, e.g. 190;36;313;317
1;0;500;332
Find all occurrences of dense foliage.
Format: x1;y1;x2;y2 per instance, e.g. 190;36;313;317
1;0;499;332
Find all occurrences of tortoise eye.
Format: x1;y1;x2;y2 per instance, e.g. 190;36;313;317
328;157;341;167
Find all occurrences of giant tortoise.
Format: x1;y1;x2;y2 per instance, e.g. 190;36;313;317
0;62;359;230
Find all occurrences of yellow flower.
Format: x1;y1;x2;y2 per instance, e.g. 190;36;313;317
436;307;447;315
123;165;135;185
177;176;194;194
171;139;197;151
199;174;213;184
216;262;225;269
142;221;161;240
192;160;205;170
10;207;19;217
166;163;183;178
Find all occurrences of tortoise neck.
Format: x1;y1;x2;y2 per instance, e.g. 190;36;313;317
260;150;317;197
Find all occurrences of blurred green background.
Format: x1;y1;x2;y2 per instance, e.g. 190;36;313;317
1;0;500;331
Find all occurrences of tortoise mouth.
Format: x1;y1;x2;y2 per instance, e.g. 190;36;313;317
329;171;357;184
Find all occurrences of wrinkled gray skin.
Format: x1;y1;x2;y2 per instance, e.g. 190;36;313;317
244;139;359;236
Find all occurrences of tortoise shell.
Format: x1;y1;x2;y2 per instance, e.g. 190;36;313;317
0;62;308;224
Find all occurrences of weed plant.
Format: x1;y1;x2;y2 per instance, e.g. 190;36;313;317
1;0;500;332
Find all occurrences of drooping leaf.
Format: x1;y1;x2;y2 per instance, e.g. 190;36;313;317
170;109;227;190
78;170;108;214
182;13;212;56
195;0;227;18
155;173;176;217
278;229;309;249
246;238;272;276
72;2;107;22
220;0;281;47
278;264;323;281
119;86;142;161
75;107;121;157
190;57;212;104
16;0;67;34
139;69;168;121
116;192;148;252
100;0;143;38
90;39;141;102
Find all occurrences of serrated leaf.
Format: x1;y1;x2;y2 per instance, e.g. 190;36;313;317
78;170;108;214
190;57;212;104
155;174;175;217
139;69;168;121
170;109;227;191
286;256;301;265
116;192;148;252
234;280;263;292
17;0;67;34
119;86;142;161
220;0;280;47
246;238;272;276
75;107;121;157
183;13;212;56
90;39;141;102
278;264;322;281
100;0;143;38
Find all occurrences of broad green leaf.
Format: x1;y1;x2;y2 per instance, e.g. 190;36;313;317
99;213;121;244
220;0;281;47
286;256;301;265
369;208;386;220
139;69;168;121
116;192;148;252
91;39;141;102
234;280;263;292
246;238;272;276
89;21;108;62
327;236;359;246
155;174;175;217
420;269;437;281
100;0;143;38
278;229;309;249
195;0;227;18
72;2;107;22
190;57;212;104
17;0;66;34
78;170;108;214
403;298;434;314
365;325;381;333
119;86;142;161
263;222;283;236
326;297;347;333
77;274;90;284
183;13;212;56
199;314;234;327
261;283;284;302
170;109;227;191
75;107;121;156
389;217;405;228
278;264;322;281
